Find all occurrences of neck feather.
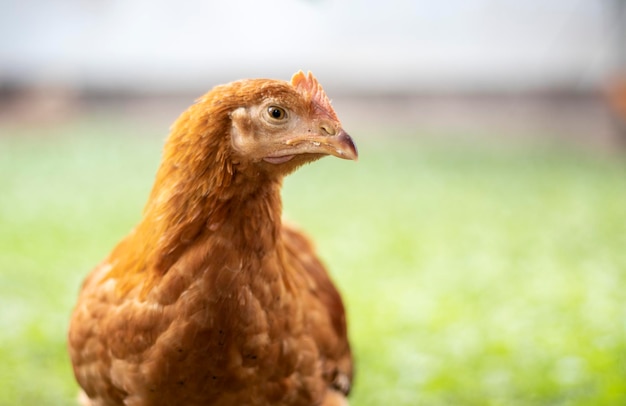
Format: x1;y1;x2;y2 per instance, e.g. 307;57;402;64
106;100;284;295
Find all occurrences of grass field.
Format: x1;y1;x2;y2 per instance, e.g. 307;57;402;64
1;120;625;405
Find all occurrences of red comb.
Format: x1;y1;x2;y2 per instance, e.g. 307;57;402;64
291;71;338;120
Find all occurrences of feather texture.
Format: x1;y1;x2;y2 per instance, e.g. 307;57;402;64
68;72;355;406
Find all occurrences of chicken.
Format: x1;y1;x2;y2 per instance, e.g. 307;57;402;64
68;71;357;406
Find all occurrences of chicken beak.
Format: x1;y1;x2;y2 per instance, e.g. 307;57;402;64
285;129;358;161
325;130;359;161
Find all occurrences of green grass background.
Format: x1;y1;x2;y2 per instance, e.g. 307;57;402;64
1;120;625;405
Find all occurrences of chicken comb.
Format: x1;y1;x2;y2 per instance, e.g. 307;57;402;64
291;71;338;120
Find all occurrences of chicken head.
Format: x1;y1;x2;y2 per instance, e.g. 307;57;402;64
229;71;358;174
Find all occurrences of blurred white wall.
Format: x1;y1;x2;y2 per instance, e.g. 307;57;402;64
0;0;619;93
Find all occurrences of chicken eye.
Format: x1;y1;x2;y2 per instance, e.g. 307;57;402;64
267;106;287;121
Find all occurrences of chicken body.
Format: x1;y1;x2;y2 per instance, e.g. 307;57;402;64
68;72;356;406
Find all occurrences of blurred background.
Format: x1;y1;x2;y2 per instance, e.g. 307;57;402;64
2;1;626;405
2;0;626;144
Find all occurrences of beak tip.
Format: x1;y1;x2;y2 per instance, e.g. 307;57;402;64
337;130;358;161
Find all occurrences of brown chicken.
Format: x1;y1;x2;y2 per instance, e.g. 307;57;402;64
68;71;357;406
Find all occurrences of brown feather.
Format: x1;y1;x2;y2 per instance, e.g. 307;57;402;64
68;73;354;406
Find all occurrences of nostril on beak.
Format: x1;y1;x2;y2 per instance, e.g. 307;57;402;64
320;123;336;136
